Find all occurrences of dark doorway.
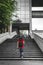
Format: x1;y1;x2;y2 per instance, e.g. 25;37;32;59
12;23;30;35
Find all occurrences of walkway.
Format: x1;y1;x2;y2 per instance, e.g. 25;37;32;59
0;36;43;58
0;60;43;65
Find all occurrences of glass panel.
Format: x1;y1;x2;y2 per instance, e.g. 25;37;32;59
25;0;29;3
21;18;25;23
26;15;29;18
16;0;30;23
20;11;25;14
20;7;25;11
25;7;29;11
26;11;29;14
20;0;25;2
21;15;25;18
26;3;29;7
20;3;25;7
26;19;29;23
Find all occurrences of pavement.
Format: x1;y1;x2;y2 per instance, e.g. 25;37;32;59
0;60;43;65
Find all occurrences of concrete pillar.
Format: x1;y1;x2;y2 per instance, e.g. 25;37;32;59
17;26;20;35
9;21;12;33
29;0;33;38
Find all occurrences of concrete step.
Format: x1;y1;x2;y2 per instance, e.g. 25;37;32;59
0;36;43;58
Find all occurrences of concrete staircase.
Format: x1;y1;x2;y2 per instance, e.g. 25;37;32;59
0;36;43;58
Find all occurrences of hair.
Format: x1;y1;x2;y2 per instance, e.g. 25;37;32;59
19;36;22;39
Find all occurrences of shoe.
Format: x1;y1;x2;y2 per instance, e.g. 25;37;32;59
21;56;23;59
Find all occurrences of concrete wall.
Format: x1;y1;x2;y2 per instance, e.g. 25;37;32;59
0;31;17;44
33;32;43;52
32;18;43;30
0;33;9;44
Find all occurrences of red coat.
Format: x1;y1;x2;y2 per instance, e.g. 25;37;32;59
18;39;24;48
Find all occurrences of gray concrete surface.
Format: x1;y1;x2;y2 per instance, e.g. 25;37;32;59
0;60;43;65
0;36;43;58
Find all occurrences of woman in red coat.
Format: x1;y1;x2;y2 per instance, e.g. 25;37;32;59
17;37;25;58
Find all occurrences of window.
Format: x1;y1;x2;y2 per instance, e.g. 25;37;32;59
16;0;30;23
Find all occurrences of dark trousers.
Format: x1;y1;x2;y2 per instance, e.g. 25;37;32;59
19;48;23;57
